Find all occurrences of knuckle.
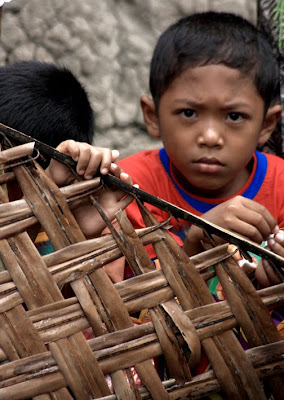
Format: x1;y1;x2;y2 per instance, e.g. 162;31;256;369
226;203;237;214
254;213;263;225
223;215;234;226
247;226;260;241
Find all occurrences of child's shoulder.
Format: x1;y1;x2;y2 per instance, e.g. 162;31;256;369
118;148;168;187
261;152;284;186
119;148;161;169
264;152;284;161
265;152;284;170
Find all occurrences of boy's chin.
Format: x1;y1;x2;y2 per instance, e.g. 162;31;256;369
185;182;224;198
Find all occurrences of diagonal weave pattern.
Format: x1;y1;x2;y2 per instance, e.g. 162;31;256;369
0;143;283;400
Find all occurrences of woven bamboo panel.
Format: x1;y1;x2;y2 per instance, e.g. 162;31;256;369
0;143;283;400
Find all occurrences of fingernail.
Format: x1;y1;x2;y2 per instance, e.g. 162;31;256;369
273;225;279;234
268;238;275;246
275;231;284;241
112;150;120;158
101;168;108;174
133;183;139;188
120;172;129;179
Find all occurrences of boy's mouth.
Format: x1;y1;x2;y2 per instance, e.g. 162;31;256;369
193;157;224;173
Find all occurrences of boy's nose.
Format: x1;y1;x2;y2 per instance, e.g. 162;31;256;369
197;123;223;148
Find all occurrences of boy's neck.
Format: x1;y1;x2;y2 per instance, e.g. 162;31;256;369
171;157;254;200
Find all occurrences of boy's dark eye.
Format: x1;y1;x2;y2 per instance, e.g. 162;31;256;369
227;112;243;122
182;109;195;118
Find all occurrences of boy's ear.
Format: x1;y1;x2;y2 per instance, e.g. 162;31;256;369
140;95;160;138
258;104;282;147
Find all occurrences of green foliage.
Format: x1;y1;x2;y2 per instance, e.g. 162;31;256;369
274;0;284;50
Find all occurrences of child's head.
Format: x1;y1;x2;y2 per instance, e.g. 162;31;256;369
149;11;279;113
0;61;95;166
141;12;282;199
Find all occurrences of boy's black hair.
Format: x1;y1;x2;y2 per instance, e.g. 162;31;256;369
150;12;280;112
0;61;95;166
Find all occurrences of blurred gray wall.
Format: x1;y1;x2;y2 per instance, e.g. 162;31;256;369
0;0;256;158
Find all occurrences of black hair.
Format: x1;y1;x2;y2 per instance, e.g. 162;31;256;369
0;61;95;166
150;12;280;112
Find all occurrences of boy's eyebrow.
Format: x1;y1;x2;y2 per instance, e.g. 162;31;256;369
172;99;253;110
172;99;198;106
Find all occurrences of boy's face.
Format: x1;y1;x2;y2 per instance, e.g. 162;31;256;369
143;64;281;198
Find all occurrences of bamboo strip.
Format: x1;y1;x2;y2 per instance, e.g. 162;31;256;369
86;199;170;399
18;165;164;399
116;210;195;380
0;142;34;164
0;270;282;361
29;167;136;399
0;242;229;308
13;166;78;248
0;170;15;184
0;178;100;223
0;284;282;364
218;256;282;344
148;216;267;400
1;338;283;399
49;335;110;399
215;255;284;399
0;144;282;399
2;332;284;382
137;204;244;398
1;163;107;399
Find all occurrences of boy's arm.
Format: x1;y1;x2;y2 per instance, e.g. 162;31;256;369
46;140;134;238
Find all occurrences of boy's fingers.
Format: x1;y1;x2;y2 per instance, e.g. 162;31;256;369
275;229;284;243
234;202;276;242
226;212;270;243
77;146;112;179
99;149;114;175
57;140;80;160
120;171;133;186
111;149;120;162
54;142;123;180
262;259;282;285
109;164;133;185
76;146;95;177
267;236;284;257
109;163;121;177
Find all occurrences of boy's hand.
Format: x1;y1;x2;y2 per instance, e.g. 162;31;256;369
184;196;277;256
47;140;120;186
46;140;135;237
255;228;284;287
72;163;135;238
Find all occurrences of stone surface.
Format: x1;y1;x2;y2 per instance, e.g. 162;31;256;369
0;0;256;158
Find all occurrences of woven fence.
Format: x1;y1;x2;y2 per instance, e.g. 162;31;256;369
0;141;283;400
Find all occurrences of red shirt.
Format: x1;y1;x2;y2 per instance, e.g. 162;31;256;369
119;148;284;256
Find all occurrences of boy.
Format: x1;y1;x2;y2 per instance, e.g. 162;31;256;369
0;61;133;244
110;11;284;288
0;61;95;168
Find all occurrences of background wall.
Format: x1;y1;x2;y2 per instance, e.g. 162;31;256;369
0;0;256;158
